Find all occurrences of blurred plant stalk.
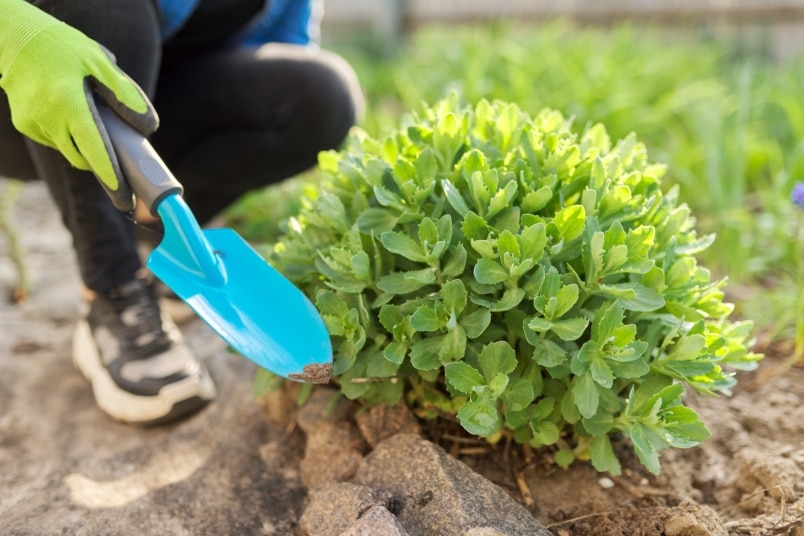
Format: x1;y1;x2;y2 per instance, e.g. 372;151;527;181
794;183;804;365
0;179;28;303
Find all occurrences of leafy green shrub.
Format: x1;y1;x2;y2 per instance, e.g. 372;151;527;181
269;96;761;474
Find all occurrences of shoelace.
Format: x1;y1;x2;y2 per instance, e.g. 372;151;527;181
107;281;172;357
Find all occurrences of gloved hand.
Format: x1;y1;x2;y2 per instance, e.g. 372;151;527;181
0;0;159;211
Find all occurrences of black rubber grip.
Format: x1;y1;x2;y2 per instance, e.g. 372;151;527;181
98;106;183;214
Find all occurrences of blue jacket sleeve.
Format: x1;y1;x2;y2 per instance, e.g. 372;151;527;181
239;0;318;46
159;0;201;39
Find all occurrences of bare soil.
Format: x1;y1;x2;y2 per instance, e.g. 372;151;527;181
0;181;307;535
437;352;804;535
2;179;802;535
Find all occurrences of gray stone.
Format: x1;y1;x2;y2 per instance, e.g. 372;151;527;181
340;505;410;536
465;529;508;536
256;382;300;428
355;400;421;448
300;420;365;489
354;433;551;536
296;386;356;433
299;482;394;536
296;387;366;489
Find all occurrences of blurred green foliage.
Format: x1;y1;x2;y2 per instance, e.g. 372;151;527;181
228;20;804;343
329;21;803;287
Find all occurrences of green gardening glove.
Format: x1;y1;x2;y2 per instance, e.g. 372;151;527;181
0;0;158;211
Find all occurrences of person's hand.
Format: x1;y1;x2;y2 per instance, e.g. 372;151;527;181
0;0;158;211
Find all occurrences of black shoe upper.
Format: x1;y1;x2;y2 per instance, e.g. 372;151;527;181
86;278;190;396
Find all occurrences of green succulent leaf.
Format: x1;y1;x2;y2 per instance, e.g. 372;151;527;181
598;283;666;312
445;361;484;394
478;341;518;383
662;406;711;447
442;279;468;314
410;305;442;332
554;205;586;241
356;208;399;234
519;223;548;260
590;435;622;474
441;243;468;277
530;419;560;446
488;288;527;312
573;372;600;419
461;308;492;338
629;423;661;475
474;258;509;284
489;372;510;398
439;323;467;363
381;231;427;262
377;269;436;294
457;391;500;437
383;342;408;365
501;376;535;411
409;337;443;371
522;186;553;213
550;317;590;341
531;339;568;368
442;179;471;216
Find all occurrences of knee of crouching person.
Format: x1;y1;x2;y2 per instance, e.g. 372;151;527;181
309;48;366;148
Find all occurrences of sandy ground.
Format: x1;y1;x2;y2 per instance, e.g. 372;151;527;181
3;179;803;536
0;180;305;535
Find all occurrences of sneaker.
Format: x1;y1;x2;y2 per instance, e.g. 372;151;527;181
135;231;197;325
154;279;198;325
72;277;216;425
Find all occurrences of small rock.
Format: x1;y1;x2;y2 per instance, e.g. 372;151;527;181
256;383;298;428
301;421;365;488
464;529;507;536
340;505;409;536
295;387;366;489
296;387;356;433
664;513;712;536
354;433;551;536
598;477;615;489
662;504;727;536
11;339;47;354
299;482;394;536
355;401;421;448
735;448;799;501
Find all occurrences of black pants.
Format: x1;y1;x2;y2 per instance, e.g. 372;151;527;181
0;0;362;293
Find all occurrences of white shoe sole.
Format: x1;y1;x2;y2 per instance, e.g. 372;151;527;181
158;296;197;325
72;320;216;425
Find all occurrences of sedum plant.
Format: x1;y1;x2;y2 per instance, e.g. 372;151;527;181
268;95;761;474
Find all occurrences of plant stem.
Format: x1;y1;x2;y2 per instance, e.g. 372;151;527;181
0;180;28;302
793;211;803;364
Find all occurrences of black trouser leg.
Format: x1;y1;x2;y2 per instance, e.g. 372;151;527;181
151;43;363;223
0;0;162;294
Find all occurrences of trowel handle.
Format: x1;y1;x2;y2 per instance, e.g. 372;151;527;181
98;105;183;215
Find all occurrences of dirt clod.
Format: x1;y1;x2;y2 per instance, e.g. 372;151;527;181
355;401;421;448
663;504;727;536
289;362;333;384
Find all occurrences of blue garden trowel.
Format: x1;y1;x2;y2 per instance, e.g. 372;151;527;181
98;106;332;384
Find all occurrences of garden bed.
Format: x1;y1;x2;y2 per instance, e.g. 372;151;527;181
1;179;802;534
451;351;804;534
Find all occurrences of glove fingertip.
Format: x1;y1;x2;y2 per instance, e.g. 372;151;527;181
89;51;159;135
59;138;92;172
94;80;159;136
